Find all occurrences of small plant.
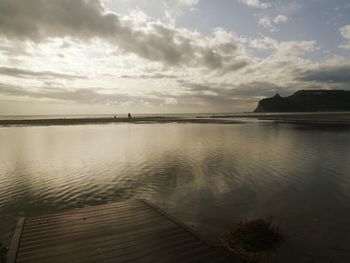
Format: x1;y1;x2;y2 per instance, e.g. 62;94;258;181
0;242;7;263
217;219;283;263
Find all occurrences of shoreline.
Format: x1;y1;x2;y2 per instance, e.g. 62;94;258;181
215;112;350;125
1;112;350;127
0;117;246;127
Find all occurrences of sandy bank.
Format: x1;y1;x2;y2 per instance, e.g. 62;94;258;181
0;116;245;127
2;113;350;127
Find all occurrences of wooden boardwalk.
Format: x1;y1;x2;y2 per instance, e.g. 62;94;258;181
8;199;234;263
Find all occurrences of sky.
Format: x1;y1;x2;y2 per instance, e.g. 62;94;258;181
0;0;350;115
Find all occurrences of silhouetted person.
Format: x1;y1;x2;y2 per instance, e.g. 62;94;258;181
114;115;117;119
128;112;132;118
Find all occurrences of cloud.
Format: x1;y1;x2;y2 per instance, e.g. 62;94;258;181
0;82;162;106
0;0;114;40
0;66;85;79
339;25;350;49
164;98;178;105
239;0;271;9
273;15;288;24
249;37;317;56
340;25;350;39
276;41;317;56
121;73;178;79
146;80;287;112
181;80;284;98
178;0;200;7
258;16;275;31
0;0;248;73
258;15;288;32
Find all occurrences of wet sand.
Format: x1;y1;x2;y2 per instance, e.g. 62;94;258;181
216;112;350;126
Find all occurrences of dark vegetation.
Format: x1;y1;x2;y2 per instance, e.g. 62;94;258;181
218;219;283;263
0;242;7;263
254;90;350;112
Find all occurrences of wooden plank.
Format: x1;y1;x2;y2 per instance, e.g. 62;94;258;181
25;200;144;223
20;210;163;241
17;219;174;256
141;199;206;243
7;217;25;263
18;226;189;261
13;200;235;263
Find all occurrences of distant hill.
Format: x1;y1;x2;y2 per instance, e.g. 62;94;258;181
254;90;350;113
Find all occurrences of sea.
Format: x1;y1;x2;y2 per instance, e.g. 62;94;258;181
0;116;350;262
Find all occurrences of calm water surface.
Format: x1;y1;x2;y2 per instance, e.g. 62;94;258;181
1;123;350;262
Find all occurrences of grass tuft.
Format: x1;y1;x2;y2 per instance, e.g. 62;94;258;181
0;242;7;263
217;219;283;263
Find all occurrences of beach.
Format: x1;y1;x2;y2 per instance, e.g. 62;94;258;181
0;116;245;126
1;112;350;127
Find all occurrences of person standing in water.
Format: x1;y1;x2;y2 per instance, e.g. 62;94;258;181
128;112;132;118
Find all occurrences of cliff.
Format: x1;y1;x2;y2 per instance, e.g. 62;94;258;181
254;90;350;113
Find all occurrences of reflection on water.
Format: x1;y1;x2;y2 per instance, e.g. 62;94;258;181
1;123;350;262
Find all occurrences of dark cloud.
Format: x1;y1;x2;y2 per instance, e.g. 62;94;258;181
180;80;285;98
0;0;115;40
219;59;251;75
0;79;284;112
144;80;285;111
298;65;350;83
0;0;248;72
0;82;161;105
0;66;85;79
224;82;286;97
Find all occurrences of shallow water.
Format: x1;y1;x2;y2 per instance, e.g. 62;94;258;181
1;122;350;262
